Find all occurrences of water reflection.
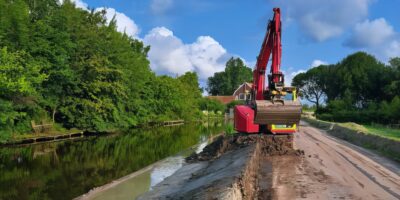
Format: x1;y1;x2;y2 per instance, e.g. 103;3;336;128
150;156;183;189
0;121;225;200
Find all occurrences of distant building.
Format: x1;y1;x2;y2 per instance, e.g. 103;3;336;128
207;96;236;105
207;82;252;104
233;82;252;100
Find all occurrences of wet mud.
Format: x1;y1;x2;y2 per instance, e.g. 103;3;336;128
140;134;303;199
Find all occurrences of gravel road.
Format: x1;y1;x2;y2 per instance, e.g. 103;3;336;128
270;122;400;199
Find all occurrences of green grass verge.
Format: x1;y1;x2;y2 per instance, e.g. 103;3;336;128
0;123;83;144
337;122;400;141
303;117;400;162
364;125;400;141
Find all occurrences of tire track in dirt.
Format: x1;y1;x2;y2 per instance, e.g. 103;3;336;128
281;121;400;200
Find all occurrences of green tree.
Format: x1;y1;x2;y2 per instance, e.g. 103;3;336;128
199;98;226;113
0;0;30;49
207;57;252;95
292;66;327;109
296;52;400;124
334;52;390;106
385;57;400;99
0;47;47;135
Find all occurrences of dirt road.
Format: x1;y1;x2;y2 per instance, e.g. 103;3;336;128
272;122;400;199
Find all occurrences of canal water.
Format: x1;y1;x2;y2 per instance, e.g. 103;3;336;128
0;121;226;200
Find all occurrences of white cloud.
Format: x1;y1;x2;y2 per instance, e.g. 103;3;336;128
284;69;305;86
151;0;174;14
345;18;394;48
311;59;328;67
385;40;400;59
345;18;400;62
291;69;306;77
186;36;228;78
59;0;88;10
270;0;373;41
143;27;229;79
96;8;140;38
284;60;328;86
144;27;193;75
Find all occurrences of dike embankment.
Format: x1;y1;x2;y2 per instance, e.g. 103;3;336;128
303;117;400;162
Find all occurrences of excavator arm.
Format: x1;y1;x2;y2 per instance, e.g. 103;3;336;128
253;8;283;100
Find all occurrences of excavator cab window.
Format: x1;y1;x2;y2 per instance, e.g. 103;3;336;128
284;93;293;101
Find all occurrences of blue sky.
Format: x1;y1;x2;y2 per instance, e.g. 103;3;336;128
71;0;400;86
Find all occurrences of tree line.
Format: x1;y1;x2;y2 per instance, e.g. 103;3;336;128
0;0;205;139
293;52;400;124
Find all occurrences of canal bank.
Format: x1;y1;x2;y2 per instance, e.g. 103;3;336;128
0;121;226;200
75;138;211;200
0;120;187;147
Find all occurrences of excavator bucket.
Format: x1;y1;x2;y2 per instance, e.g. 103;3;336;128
254;100;302;126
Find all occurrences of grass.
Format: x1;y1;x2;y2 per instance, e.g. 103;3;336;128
9;123;83;141
303;116;400;141
224;123;235;135
303;117;400;161
364;124;400;141
337;122;400;141
337;122;369;133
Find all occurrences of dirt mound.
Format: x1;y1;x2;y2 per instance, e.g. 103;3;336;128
141;133;305;199
186;134;304;163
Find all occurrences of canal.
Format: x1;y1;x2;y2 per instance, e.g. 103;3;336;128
0;121;226;200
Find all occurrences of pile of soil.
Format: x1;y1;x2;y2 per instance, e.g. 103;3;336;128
186;134;304;163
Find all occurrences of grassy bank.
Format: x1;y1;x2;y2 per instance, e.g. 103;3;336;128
0;123;85;145
337;122;400;141
303;117;400;162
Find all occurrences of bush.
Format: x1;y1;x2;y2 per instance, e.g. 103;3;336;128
226;100;245;111
317;96;400;124
225;123;235;135
199;98;226;113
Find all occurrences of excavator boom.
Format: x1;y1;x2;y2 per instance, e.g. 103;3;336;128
234;8;302;135
253;8;282;100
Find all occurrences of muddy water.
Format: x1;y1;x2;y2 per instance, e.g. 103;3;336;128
0;121;225;200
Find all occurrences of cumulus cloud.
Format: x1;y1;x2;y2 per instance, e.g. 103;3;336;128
186;36;228;78
283;69;305;86
270;0;372;41
345;18;394;48
143;27;229;79
384;40;400;59
345;18;400;61
151;0;174;14
96;7;140;38
311;59;328;67
144;27;193;75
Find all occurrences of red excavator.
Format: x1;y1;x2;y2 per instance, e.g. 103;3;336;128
234;8;301;137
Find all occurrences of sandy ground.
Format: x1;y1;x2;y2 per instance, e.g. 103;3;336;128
274;122;400;199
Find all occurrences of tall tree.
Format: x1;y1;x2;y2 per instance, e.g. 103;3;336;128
0;47;47;134
292;66;327;109
385;57;400;98
207;57;252;95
